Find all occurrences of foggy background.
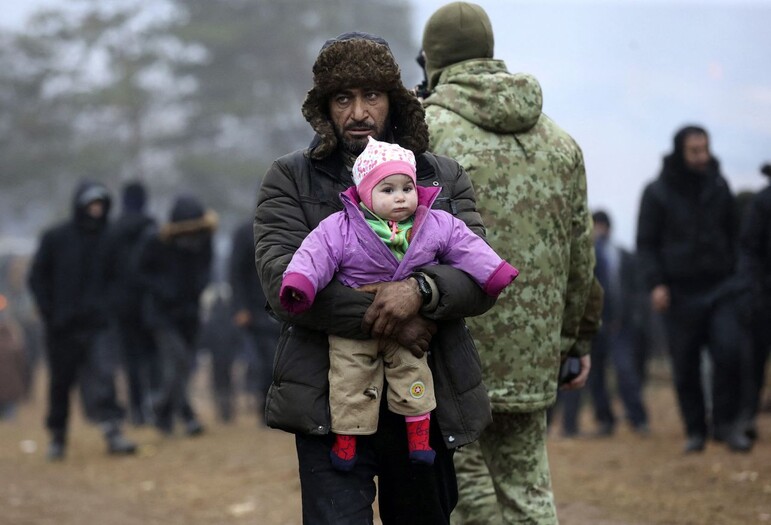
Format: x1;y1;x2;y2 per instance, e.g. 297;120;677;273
1;0;770;255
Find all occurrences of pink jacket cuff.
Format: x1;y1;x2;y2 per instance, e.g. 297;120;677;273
280;272;316;314
483;261;519;297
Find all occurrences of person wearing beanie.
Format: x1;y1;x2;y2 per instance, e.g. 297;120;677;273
280;136;517;473
421;2;595;523
638;125;752;455
255;31;499;524
133;193;217;437
28;180;137;460
121;181;147;213
736;162;771;442
101;180;158;427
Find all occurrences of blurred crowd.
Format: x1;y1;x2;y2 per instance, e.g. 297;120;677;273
549;131;770;455
0;180;279;459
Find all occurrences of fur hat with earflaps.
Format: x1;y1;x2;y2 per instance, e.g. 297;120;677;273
302;32;429;160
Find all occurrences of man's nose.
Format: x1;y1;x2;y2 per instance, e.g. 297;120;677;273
351;97;368;120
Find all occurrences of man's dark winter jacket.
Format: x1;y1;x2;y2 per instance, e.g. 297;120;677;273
254;146;494;449
133;197;215;339
739;184;771;303
102;211;156;321
637;157;737;292
28;181;112;333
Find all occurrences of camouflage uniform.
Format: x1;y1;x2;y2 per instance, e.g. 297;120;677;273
423;6;595;521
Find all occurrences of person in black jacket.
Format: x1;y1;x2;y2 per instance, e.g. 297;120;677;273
636;125;751;453
134;194;217;436
229;219;279;424
736;163;771;440
254;32;495;524
101;181;158;426
28;180;137;460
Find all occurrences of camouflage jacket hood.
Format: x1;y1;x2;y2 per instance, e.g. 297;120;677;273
424;59;595;413
423;59;543;135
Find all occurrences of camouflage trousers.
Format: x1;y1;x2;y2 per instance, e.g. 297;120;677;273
452;410;557;525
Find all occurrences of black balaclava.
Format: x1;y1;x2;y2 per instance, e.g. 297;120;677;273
122;181;147;213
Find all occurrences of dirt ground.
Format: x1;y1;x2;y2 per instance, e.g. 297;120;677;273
1;359;769;525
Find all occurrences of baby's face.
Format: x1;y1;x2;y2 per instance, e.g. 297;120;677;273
370;174;418;222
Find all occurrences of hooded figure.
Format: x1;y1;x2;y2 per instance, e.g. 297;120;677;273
133;193;217;437
30;180;112;333
28;179;136;461
421;2;595;523
637;125;751;454
254;30;497;523
637;126;737;293
101;180;158;425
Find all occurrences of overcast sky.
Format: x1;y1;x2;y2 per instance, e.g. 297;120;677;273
410;0;771;248
4;0;771;248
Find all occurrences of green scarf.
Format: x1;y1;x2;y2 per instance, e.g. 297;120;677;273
361;204;414;261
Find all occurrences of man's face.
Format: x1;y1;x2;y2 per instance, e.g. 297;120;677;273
85;200;106;219
592;221;610;242
682;133;711;173
329;88;390;155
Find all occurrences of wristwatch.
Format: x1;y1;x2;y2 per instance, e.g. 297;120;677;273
411;273;433;306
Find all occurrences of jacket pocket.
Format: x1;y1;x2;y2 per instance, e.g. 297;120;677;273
432;321;483;395
265;381;329;435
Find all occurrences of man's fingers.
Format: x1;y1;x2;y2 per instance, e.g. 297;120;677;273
380;318;397;339
362;307;377;334
408;344;425;358
371;315;389;339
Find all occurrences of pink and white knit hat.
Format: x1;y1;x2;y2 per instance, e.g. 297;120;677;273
352;136;417;209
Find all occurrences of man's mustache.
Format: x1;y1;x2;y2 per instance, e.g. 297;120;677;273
345;122;375;132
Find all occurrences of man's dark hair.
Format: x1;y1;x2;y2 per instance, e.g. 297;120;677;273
592;210;611;229
673;125;708;157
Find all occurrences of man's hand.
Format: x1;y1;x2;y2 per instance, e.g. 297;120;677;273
560;355;591;391
393;316;438;358
651;284;670;312
360;279;422;339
